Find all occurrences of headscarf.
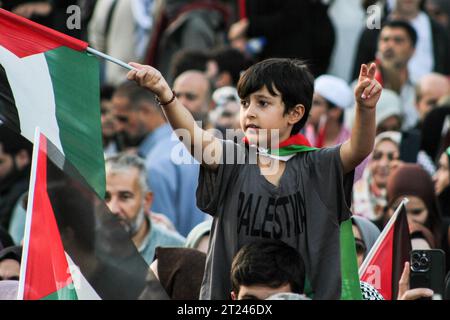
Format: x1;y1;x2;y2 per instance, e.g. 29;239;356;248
386;164;443;245
352;216;381;258
0;227;14;251
375;89;403;128
185;220;212;249
409;221;437;249
0;280;18;300
352;131;401;220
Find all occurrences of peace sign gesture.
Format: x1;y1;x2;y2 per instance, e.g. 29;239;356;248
354;63;382;110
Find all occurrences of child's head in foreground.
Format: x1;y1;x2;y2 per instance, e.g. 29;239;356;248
230;239;306;300
237;58;314;146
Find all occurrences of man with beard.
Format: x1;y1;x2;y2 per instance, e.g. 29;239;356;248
0;125;32;229
105;154;185;264
111;82;156;151
375;20;418;130
172;70;213;129
111;82;206;237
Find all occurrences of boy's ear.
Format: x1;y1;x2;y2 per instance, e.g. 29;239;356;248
288;104;305;125
231;291;237;300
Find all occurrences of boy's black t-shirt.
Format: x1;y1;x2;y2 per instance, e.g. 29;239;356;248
196;140;354;300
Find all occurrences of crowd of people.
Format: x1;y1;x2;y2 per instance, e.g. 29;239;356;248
1;0;450;300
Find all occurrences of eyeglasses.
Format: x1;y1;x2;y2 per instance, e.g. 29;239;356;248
175;92;198;101
372;151;399;161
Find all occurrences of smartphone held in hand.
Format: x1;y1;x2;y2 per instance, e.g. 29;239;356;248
410;249;446;300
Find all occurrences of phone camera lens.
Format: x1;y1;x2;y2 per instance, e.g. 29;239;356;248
412;262;420;270
412;253;421;261
419;257;429;266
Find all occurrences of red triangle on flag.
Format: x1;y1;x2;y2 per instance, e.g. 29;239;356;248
359;201;411;300
18;133;74;300
0;8;87;58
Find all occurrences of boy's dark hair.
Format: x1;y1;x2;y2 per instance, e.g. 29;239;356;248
210;47;252;86
381;20;418;48
237;58;314;135
231;239;305;295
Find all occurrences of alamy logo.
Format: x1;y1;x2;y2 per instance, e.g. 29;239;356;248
66;5;81;30
365;265;381;290
366;5;382;30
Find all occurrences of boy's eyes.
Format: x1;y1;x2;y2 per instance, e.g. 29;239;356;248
240;100;269;108
258;100;269;107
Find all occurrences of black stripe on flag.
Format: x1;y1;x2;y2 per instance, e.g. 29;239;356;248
43;136;169;300
0;63;21;131
392;204;412;299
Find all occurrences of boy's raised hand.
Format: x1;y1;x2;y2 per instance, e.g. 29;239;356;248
355;63;382;110
127;62;173;103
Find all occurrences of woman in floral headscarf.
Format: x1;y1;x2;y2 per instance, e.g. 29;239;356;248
352;131;403;221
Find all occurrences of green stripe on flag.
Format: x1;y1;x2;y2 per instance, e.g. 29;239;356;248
270;145;318;156
340;219;363;300
44;46;105;198
41;284;78;300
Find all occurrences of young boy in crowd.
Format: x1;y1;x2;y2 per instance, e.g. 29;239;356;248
127;58;382;299
230;239;306;300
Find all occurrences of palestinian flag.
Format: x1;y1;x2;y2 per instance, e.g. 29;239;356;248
18;130;168;300
243;133;318;155
268;134;318;155
0;8;105;197
244;134;362;299
359;201;411;300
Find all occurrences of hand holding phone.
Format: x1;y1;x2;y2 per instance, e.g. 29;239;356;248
398;262;434;300
409;249;446;300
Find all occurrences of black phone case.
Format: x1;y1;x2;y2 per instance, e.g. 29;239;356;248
410;249;446;299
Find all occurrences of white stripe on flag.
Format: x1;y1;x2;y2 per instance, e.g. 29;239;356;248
17;128;41;300
65;253;101;300
0;45;64;152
